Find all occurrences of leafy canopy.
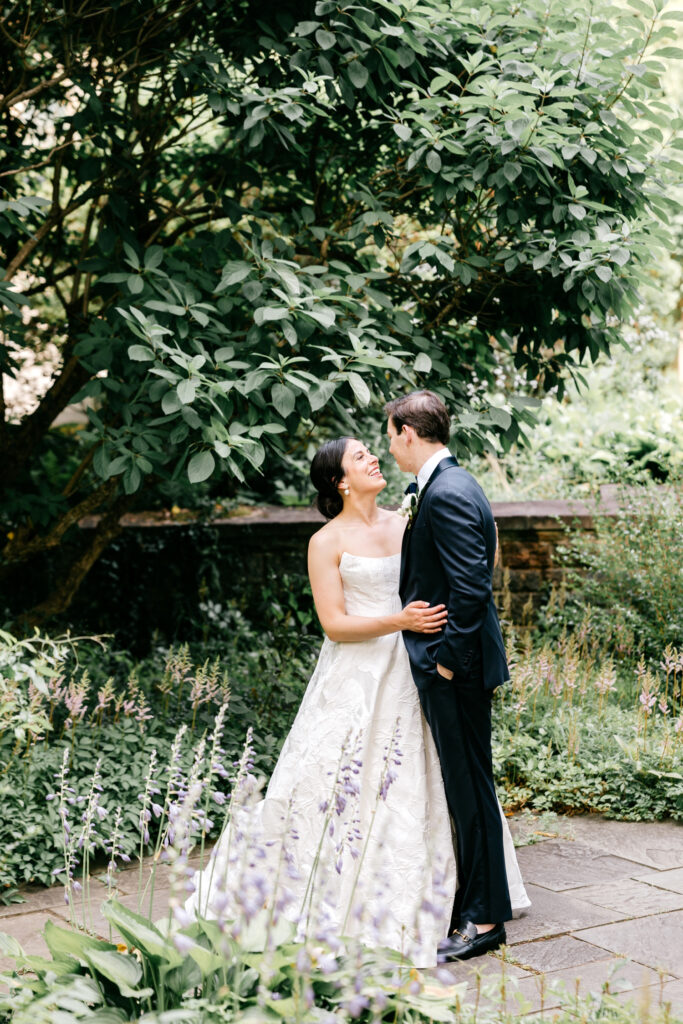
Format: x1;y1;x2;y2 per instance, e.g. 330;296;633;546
1;0;681;613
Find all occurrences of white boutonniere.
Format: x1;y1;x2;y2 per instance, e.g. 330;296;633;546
398;487;419;527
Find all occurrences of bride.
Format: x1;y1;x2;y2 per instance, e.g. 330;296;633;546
186;436;529;965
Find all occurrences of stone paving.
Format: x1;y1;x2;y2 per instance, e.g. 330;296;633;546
1;812;682;1017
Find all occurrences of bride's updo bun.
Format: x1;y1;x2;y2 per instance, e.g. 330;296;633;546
310;437;352;520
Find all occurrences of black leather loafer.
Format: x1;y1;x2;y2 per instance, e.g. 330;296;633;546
436;921;506;962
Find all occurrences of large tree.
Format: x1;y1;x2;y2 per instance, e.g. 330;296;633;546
1;0;680;620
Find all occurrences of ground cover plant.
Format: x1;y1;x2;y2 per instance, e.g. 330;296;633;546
2;718;683;1024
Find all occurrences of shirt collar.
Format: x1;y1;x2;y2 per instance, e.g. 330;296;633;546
417;448;451;493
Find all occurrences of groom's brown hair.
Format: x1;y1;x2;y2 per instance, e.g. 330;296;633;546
384;390;450;445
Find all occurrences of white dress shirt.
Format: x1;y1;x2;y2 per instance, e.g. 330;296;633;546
416;448;452;494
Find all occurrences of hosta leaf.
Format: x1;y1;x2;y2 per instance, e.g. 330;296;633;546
44;920;116;963
84;949;150;998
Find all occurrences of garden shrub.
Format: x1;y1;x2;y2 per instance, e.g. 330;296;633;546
0;620;314;894
537;484;683;671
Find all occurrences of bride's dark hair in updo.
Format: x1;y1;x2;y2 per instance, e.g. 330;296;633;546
310;437;353;520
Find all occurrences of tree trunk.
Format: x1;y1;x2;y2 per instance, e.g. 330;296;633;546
17;492;133;628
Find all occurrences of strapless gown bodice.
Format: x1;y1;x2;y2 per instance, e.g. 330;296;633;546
339;551;402;616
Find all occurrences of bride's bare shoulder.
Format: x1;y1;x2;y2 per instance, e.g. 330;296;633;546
308;519;343;560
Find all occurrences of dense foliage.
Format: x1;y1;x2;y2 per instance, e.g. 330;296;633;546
468;312;683;499
0;622;317;893
538;485;683;669
2;0;681;619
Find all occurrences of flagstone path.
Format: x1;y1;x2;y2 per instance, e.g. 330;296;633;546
1;812;682;1017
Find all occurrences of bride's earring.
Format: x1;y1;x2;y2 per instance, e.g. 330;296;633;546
343;486;350;496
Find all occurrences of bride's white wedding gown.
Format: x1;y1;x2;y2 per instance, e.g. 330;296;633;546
187;552;529;965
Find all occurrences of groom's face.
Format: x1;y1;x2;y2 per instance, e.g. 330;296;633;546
386;417;411;472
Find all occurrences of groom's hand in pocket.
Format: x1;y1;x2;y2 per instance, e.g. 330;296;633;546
436;663;454;680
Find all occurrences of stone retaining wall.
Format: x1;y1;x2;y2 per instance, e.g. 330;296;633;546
79;496;611;627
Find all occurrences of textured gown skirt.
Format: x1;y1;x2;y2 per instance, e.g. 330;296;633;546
186;552;529;965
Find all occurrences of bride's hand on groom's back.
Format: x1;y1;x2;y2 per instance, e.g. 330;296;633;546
401;601;448;634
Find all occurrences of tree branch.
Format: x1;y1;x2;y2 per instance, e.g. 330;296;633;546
1;477;118;567
16;489;133;627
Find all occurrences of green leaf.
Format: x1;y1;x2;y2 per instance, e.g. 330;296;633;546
414;353;432;374
271;382;296;418
652;46;683;58
393;123;412;141
503;161;522;183
295;20;319;35
426;150;442;173
177;379;196;404
144;245;164;269
188;450;216;483
595;265;613;282
347;61;368;88
255;306;289;325
507;117;529;140
532;251;552;270
108;455;128;476
84;949;152;998
316;29;336;49
44;920;116;963
308;379;337;411
216;263;251;291
162;390;182;414
146;300;186;316
0;932;24;959
128;345;155;362
127;275;144;295
123;464;141;494
488;405;512;429
347;371;370;406
305;306;336;328
102;901;182;965
568;203;587;220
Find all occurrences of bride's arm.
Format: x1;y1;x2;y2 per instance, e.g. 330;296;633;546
307;534;447;643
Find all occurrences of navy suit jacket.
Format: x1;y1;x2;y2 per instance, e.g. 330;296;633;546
399;456;509;692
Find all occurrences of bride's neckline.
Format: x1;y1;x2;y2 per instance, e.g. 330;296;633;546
340;551;401;562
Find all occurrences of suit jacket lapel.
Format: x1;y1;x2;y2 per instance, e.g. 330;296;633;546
399;455;459;591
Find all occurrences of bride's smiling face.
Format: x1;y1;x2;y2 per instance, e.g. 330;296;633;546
339;439;386;497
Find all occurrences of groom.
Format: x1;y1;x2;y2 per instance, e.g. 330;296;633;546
385;390;512;962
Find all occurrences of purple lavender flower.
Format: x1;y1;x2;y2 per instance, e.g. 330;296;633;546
344;994;369;1018
173;933;195;954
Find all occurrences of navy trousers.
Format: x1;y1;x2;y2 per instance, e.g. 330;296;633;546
418;660;512;928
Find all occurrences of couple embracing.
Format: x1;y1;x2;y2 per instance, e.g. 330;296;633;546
188;391;529;967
